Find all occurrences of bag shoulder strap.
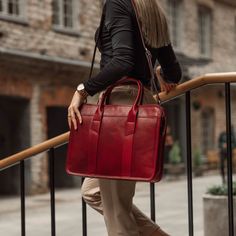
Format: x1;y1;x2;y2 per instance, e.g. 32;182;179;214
130;0;159;93
88;5;106;80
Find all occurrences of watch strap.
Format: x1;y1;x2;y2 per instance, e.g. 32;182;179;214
77;89;89;100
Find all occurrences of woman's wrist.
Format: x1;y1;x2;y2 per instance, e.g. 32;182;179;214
76;83;89;100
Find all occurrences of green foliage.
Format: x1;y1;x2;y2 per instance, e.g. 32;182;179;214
169;142;182;165
206;182;236;196
193;148;203;168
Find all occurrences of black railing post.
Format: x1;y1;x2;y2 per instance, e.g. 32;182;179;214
150;183;156;222
81;177;87;236
185;91;194;236
225;82;234;236
49;148;56;236
20;161;26;236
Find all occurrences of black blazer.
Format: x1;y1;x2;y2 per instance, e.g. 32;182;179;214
84;0;182;96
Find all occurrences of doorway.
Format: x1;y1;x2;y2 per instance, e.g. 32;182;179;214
0;96;30;195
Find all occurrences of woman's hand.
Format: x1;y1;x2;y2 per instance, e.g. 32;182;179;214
156;66;177;93
67;91;85;130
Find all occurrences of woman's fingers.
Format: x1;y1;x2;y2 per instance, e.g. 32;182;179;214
163;83;177;93
68;107;72;130
68;105;83;130
74;107;83;124
157;75;177;93
67;91;86;130
68;106;78;130
68;115;72;130
70;107;78;130
167;84;176;93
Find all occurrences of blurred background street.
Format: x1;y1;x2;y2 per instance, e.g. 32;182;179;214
0;173;230;236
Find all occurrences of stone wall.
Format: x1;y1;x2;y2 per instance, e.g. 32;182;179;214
0;0;101;61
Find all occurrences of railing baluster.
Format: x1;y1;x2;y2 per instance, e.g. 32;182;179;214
150;183;156;222
20;160;26;236
185;91;194;236
225;82;234;236
81;177;87;236
49;148;56;236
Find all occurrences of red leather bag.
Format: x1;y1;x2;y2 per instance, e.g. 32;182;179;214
66;77;167;182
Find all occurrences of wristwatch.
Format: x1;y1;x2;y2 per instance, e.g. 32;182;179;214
76;83;89;100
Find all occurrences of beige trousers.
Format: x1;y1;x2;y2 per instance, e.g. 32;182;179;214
82;85;160;236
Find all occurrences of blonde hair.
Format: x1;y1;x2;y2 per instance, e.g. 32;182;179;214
134;0;171;48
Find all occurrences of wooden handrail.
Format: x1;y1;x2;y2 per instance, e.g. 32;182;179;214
0;132;70;170
158;72;236;102
0;72;236;170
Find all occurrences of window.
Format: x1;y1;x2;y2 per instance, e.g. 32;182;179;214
198;6;212;57
201;108;215;154
52;0;78;30
167;0;183;50
0;0;25;18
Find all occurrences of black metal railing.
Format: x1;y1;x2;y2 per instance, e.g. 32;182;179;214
225;83;234;236
17;148;161;236
185;91;194;236
1;73;236;236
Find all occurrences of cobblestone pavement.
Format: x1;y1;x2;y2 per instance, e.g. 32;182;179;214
0;173;231;236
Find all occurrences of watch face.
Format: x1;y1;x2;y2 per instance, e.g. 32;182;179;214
77;83;85;91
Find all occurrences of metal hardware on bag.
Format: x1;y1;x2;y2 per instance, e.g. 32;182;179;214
156;94;161;105
145;48;152;57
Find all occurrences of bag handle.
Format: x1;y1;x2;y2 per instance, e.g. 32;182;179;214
100;76;144;106
90;77;144;135
99;77;143;112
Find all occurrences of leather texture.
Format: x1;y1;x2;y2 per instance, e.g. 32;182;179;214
66;77;167;182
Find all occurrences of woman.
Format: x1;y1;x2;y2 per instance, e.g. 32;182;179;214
68;0;182;235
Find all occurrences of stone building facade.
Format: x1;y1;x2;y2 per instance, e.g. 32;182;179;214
159;0;236;162
0;0;102;194
0;0;235;195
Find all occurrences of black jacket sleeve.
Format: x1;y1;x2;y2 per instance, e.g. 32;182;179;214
157;44;182;84
84;0;135;96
